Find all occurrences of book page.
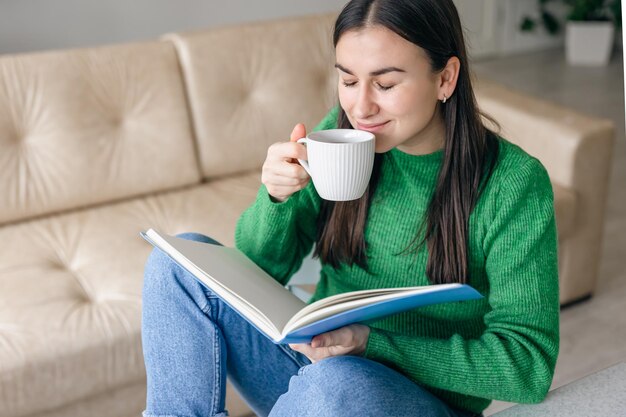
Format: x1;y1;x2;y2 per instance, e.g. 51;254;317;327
284;284;462;334
145;230;306;340
280;283;481;343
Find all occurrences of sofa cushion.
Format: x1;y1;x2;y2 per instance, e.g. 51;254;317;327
0;41;201;226
0;171;261;417
0;169;574;417
165;13;338;179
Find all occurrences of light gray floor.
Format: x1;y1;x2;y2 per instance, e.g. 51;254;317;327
473;48;626;415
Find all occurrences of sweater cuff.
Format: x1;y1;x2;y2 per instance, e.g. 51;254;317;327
257;184;300;210
235;185;298;248
256;184;307;227
363;326;392;361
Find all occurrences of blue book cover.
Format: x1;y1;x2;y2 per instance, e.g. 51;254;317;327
278;284;482;343
141;229;483;344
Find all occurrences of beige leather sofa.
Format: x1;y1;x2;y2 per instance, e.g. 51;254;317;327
0;12;614;417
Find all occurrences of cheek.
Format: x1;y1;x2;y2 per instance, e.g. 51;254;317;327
337;86;356;111
387;84;428;113
375;95;417;127
386;87;436;124
337;88;359;127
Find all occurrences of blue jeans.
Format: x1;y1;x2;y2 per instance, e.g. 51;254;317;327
142;232;478;417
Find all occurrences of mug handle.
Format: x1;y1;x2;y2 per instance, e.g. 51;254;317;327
296;138;312;177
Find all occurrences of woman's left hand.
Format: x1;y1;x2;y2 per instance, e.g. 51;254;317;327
289;324;371;363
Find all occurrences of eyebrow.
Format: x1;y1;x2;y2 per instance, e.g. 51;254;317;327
335;63;406;76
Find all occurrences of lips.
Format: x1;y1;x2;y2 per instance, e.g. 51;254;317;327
356;121;389;132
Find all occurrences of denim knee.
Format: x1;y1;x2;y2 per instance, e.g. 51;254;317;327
270;356;378;416
299;356;379;394
286;357;463;417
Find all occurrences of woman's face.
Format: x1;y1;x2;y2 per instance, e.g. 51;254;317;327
335;25;446;155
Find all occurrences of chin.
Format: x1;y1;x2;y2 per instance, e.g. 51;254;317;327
374;143;394;154
372;133;397;154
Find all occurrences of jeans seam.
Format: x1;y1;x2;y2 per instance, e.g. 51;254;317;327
169;259;213;315
210;323;223;417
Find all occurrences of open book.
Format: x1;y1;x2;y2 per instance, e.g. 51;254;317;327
141;229;483;344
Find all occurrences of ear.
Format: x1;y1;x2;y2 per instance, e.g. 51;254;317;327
438;56;461;101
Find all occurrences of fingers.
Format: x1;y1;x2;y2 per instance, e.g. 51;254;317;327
290;123;307;143
289;326;370;362
271;161;309;181
267;141;308;162
262;132;310;202
289;343;306;351
261;171;309;202
263;175;309;190
289;340;348;363
288;343;316;362
311;327;344;348
310;335;326;349
262;162;309;188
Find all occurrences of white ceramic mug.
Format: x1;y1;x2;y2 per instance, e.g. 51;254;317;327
297;129;375;201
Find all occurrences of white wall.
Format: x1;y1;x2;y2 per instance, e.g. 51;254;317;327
1;0;570;57
497;0;566;55
0;0;347;55
454;0;565;60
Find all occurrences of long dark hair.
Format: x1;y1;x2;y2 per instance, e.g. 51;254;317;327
313;0;500;284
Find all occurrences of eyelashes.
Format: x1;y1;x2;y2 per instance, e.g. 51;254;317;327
341;81;395;91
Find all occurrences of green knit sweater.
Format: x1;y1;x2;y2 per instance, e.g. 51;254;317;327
234;107;559;414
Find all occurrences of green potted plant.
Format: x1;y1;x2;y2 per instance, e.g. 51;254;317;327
520;0;622;66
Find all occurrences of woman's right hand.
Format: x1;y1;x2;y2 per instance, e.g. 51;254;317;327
262;123;310;202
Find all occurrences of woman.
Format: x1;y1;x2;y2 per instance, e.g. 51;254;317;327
141;0;560;416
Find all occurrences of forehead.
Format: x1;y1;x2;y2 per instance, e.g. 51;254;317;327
335;25;427;71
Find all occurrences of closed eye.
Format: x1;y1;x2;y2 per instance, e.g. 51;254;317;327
376;83;394;91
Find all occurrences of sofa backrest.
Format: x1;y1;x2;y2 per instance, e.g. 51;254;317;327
166;13;337;179
0;41;201;226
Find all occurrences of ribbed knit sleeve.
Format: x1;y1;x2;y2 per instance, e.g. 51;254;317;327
234;107;338;285
363;157;559;408
234;183;320;285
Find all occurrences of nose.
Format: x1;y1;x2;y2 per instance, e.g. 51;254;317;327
353;85;379;120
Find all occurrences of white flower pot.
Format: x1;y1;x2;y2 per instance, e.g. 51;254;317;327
565;21;615;66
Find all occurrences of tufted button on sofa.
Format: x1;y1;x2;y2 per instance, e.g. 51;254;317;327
0;12;614;417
